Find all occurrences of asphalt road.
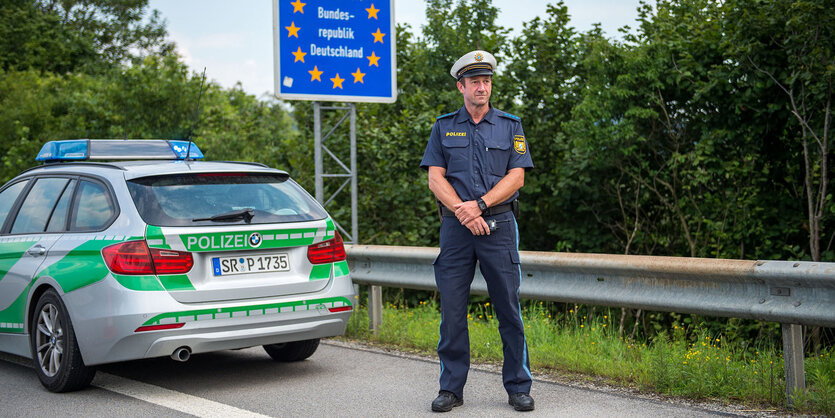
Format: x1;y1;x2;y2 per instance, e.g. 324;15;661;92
0;341;746;417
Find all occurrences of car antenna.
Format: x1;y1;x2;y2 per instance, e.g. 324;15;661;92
123;102;128;140
185;67;207;161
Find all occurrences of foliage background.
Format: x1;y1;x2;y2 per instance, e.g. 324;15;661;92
1;0;833;347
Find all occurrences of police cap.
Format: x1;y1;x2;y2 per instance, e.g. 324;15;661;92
450;50;497;80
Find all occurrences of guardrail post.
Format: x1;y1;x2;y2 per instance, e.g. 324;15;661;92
781;323;805;406
368;285;382;332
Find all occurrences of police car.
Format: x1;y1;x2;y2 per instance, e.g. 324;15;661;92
0;140;354;392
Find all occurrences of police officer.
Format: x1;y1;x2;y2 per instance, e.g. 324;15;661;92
420;50;535;412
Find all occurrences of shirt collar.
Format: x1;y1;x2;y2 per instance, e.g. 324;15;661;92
482;106;497;125
455;104;496;125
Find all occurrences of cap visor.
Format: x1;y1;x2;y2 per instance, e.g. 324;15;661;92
458;69;493;79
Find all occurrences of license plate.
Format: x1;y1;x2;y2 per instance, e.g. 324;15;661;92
212;254;290;276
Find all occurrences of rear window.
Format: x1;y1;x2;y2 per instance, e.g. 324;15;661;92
127;173;328;226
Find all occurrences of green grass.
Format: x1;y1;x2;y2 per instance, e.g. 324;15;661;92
341;301;835;415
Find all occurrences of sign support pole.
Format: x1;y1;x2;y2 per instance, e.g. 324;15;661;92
275;0;395;332
313;102;376;330
313;103;358;245
350;103;358;244
314;102;323;203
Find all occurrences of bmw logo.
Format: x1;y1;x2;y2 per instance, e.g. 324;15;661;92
249;232;262;248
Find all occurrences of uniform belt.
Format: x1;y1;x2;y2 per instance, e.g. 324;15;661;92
441;202;513;217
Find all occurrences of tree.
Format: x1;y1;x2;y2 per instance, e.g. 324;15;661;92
504;3;615;252
0;56;297;183
727;0;835;262
0;0;171;74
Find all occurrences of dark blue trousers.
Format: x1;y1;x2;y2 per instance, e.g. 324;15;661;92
434;211;532;399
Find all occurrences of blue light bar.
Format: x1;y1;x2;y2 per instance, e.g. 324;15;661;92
168;140;206;159
36;140;205;162
36;140;88;161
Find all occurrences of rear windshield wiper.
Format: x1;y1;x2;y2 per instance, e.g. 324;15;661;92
193;208;254;223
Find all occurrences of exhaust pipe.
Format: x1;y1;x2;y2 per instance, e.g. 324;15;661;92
171;346;191;362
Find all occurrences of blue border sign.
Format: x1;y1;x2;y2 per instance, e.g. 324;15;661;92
273;0;397;103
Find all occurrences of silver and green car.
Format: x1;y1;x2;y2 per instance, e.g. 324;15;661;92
0;140;354;392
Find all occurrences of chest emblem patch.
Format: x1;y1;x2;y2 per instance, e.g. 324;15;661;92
445;132;466;137
513;135;527;154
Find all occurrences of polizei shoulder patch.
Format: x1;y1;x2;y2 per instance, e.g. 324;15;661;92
514;135;527;154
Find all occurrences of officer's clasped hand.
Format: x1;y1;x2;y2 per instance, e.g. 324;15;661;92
453;200;482;223
464;217;490;236
453;201;490;236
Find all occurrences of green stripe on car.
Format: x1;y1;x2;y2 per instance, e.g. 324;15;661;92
178;228;321;252
0;241;39;285
142;296;352;326
0;284;31;334
145;225;172;249
158;274;195;291
334;261;349;277
309;264;332;280
308;260;350;280
112;274;165;291
38;237;144;292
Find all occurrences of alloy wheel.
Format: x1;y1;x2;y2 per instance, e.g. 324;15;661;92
35;303;64;377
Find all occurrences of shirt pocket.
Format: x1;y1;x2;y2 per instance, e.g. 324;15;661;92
442;137;469;175
485;138;511;176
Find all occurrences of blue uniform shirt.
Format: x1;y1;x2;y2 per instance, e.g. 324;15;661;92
420;106;533;204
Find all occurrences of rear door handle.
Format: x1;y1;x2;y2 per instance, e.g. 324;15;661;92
26;245;46;257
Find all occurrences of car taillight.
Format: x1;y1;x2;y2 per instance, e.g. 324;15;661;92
102;240;154;274
150;248;194;274
307;231;346;264
102;240;193;275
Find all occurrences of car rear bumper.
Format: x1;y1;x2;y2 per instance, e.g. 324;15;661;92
141;311;349;360
63;274;355;366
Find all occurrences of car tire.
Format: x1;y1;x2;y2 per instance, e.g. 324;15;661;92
30;289;96;392
263;339;320;362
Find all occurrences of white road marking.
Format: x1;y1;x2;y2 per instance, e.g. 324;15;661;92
93;372;270;418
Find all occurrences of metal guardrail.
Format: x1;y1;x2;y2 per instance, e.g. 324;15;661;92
345;244;835;405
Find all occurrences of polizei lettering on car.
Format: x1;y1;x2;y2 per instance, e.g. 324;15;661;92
186;233;250;250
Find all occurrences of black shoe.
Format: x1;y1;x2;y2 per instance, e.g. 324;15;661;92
508;392;535;411
431;390;463;412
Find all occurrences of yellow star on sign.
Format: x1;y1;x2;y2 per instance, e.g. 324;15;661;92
352;68;366;83
367;51;380;67
330;73;345;89
366;3;379;19
292;46;306;63
309;65;323;81
372;28;386;43
291;0;305;13
285;21;300;38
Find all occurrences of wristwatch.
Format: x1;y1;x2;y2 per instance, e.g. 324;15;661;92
476;197;488;212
